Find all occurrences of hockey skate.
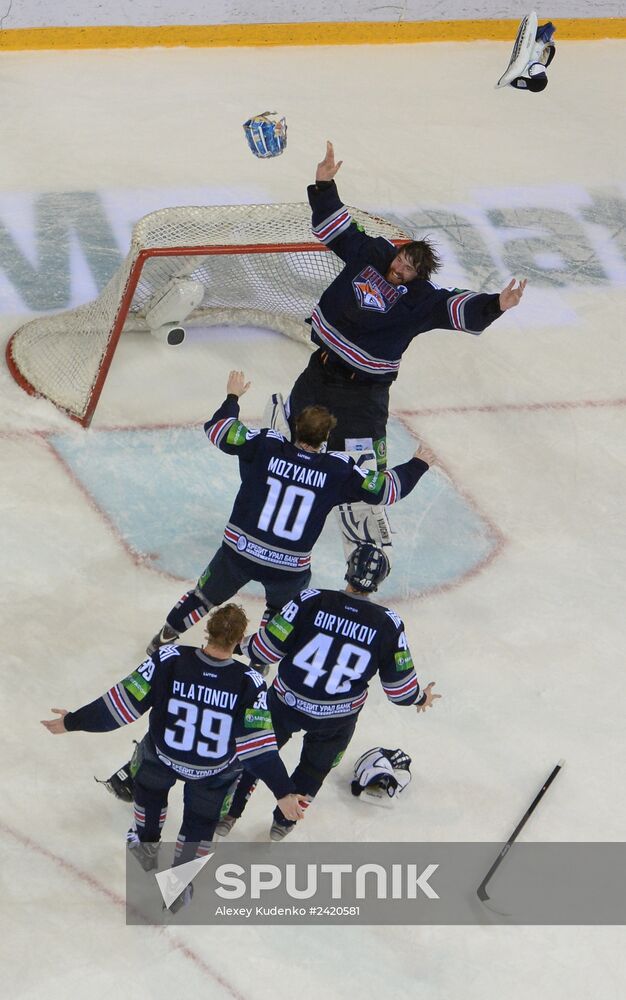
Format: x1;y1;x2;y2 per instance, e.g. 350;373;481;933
166;883;194;914
269;818;295;842
126;829;160;871
94;761;134;802
214;814;238;838
146;624;179;656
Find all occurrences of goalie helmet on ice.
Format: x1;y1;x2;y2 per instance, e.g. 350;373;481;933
496;13;556;93
243;112;287;158
351;747;412;799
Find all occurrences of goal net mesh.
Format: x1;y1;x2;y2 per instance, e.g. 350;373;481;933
6;203;410;425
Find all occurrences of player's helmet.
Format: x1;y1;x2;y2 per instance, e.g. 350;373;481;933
351;747;412;798
242;112;287;158
345;544;390;593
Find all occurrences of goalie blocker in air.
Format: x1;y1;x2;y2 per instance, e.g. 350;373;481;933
496;12;556;92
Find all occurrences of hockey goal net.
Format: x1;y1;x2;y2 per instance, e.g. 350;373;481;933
6;203;410;426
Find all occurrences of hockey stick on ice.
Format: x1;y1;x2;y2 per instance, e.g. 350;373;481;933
477;760;564;909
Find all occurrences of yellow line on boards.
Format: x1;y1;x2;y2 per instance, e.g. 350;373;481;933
0;19;625;50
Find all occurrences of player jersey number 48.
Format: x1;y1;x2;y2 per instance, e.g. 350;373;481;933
292;635;372;695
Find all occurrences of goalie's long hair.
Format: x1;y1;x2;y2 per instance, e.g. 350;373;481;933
398;238;442;280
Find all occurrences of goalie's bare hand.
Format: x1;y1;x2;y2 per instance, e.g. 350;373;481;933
41;708;69;734
416;682;441;713
316;141;343;183
499;278;527;311
276;793;307;822
227;370;251;398
415;444;437;467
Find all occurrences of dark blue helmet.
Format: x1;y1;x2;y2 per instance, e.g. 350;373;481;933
345;544;390;593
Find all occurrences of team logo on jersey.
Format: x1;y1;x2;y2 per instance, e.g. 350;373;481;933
352;265;408;313
284;692;297;707
236;535;248;552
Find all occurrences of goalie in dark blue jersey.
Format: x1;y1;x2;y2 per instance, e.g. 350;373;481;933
145;369;435;656
281;141;526;471
216;544;441;842
41;604;305;899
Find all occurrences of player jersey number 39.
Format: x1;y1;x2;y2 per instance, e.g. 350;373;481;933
258;476;315;541
164;699;232;758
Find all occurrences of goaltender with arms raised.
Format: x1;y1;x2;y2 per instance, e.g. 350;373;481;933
283;141;527;471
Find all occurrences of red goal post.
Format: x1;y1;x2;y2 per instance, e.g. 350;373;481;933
6;203;410;426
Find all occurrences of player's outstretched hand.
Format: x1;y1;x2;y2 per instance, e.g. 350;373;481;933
227;370;251;398
277;793;307;822
416;682;441;713
41;708;69;734
316;141;343;183
415;444;437;467
499;278;527;311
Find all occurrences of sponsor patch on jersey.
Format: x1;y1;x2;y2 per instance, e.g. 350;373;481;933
244;708;273;730
267;614;294;642
394;651;414;672
361;470;385;494
352;265;408;313
122;671;151;700
226;420;248;446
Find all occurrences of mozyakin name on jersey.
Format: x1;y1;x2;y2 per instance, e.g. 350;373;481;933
171;680;238;710
267;456;328;489
313;610;378;646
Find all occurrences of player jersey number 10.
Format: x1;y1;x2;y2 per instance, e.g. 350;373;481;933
164;699;232;758
258;477;315;541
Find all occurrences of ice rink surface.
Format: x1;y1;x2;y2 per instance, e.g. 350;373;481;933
1;36;625;1000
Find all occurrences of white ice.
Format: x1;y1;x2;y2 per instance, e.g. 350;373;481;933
1;39;625;1000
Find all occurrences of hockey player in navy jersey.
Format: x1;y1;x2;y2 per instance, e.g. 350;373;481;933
215;544;441;842
282;141;526;471
146;369;434;655
42;605;305;896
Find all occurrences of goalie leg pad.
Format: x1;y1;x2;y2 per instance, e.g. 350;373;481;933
261;392;291;439
335;447;393;566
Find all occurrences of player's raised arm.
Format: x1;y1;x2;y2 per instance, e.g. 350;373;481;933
315;141;343;183
226;369;251;397
204;370;261;457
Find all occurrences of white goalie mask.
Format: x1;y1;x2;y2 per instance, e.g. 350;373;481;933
243;112;287;158
351;747;412;800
